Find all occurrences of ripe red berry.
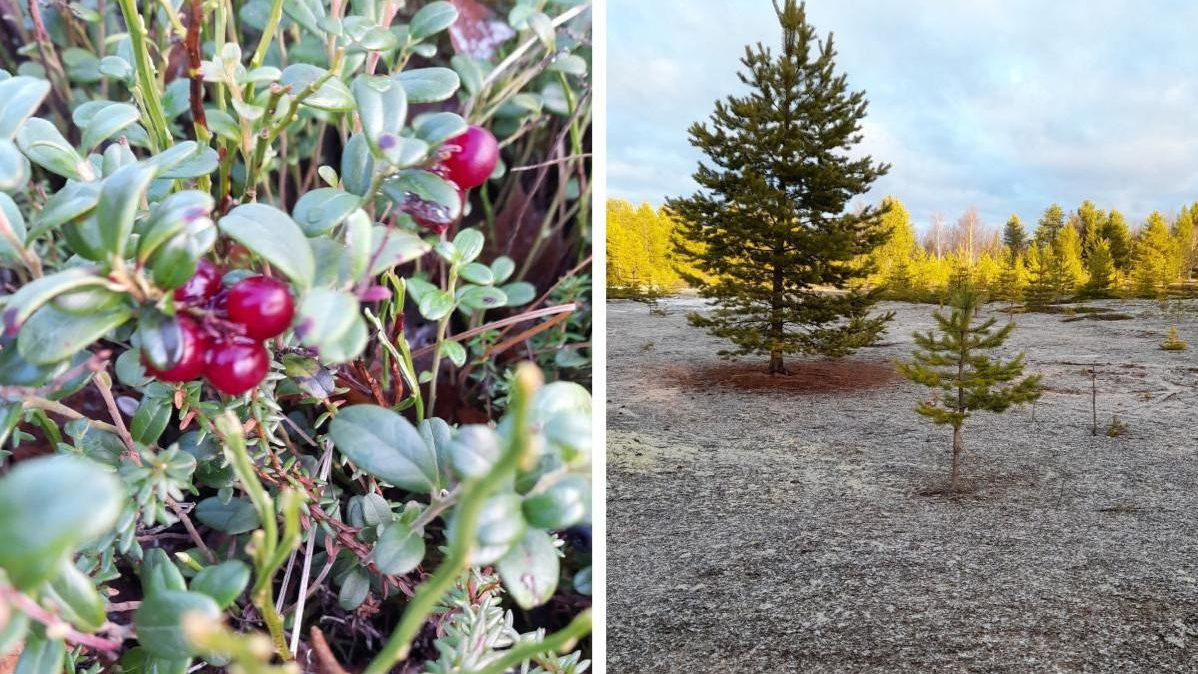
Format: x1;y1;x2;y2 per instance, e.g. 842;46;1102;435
226;276;294;340
173;259;222;306
439;126;499;189
204;337;269;395
144;316;208;383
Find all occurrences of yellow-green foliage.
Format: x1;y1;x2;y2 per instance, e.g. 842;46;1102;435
641;193;1198;302
606;199;690;289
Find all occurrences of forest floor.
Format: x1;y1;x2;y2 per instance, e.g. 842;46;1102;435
607;297;1198;673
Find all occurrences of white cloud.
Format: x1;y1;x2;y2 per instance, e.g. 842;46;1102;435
609;0;1198;226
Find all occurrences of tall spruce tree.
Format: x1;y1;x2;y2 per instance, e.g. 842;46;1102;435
1002;215;1027;264
1103;210;1133;271
898;284;1042;493
669;0;891;374
1034;204;1066;246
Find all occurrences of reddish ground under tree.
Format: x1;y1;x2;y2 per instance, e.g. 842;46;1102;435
660;359;902;394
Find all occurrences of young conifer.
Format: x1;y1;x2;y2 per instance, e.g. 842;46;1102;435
898;284;1042;493
669;0;891;374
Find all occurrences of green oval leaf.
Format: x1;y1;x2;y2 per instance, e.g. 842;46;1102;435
97;163;155;259
16;118;93;181
410;1;458;40
280;64;354;111
28;180;101;241
496;529;559;609
328;405;438;493
0;138;30;192
17;303;131;365
80;102;140;152
190;561;250;609
395;68;460;103
219;204;315;288
0;76;51;139
194;497;260;534
292;188;360;236
351;75;407;155
133;590;220;659
371;521;425;575
0;455;123;589
44;558;108;632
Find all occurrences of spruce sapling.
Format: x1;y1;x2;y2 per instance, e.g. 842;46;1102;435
899;284;1043;493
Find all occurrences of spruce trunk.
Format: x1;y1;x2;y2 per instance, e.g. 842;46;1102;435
768;259;786;375
951;424;962;493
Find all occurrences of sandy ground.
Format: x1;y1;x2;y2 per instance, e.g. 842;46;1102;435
607;298;1198;673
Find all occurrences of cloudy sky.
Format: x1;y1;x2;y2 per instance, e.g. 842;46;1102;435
608;0;1198;231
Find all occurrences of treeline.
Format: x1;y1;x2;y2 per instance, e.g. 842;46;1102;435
606;199;687;289
606;196;1198;303
871;197;1198;304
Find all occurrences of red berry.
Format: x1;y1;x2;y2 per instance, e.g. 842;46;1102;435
173;259;222;306
226;276;294;340
144;316;208;383
204;337;269;395
439;126;498;189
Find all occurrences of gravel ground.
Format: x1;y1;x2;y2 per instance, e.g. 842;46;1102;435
607;297;1198;673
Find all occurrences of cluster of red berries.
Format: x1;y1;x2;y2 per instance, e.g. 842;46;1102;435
413;125;500;234
143;259;295;396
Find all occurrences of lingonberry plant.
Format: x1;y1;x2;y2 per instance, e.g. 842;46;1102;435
0;1;592;673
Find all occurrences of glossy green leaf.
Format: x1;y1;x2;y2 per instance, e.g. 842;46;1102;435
414;112;467;146
16;118;93;181
44;558;108;632
340;133;375;196
452;228;484;263
337;567;369;610
371;521;425;575
380;170;462;224
194;497;260;534
136;190;215;264
395;68;460;103
522;475;589;529
28;180;101;241
458;285;506;312
141;548;187;596
496;529;559;609
0;76;50;138
282;0;325;35
459;262;493;285
97;163;155;259
80;103;140;152
116;648;189;674
439;339;466;366
0;138;30;192
328;405;439;492
0;192;26;260
295;288;360;359
17;303;131;365
292;188;360;236
130;397;172;446
417;288;454;321
133;590;220;659
190;561;250;609
409;1;458;40
0;455;123;589
452;492;525;566
448;424;500;480
219;204;315;288
148;217;216;290
280;64;354;111
2;267;107;332
368;226;431;275
351;75;407;154
361;492;391;526
14;630;65;674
